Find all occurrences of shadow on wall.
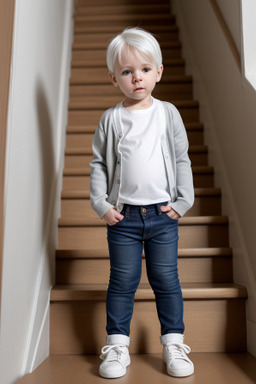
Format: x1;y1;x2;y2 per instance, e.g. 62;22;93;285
36;79;57;284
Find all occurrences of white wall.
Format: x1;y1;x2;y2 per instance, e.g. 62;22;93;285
241;0;256;90
0;1;73;383
172;0;256;356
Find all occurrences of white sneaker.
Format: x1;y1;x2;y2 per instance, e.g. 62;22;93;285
161;333;194;377
99;335;131;379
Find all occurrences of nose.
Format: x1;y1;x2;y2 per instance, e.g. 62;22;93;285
133;70;142;83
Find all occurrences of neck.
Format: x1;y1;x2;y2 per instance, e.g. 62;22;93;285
123;96;153;110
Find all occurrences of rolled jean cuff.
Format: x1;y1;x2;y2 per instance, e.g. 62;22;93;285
160;333;184;345
106;334;130;346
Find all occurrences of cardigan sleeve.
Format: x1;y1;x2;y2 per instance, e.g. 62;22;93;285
168;104;195;216
90;117;114;219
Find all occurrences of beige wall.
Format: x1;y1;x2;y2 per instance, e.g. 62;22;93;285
173;0;256;356
0;1;73;383
216;0;241;54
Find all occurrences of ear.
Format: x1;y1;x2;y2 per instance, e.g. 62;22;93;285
109;72;119;88
156;65;164;83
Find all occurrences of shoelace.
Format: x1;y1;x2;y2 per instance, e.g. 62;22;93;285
165;342;192;363
100;344;127;363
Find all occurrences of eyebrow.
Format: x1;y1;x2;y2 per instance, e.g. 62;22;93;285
120;63;153;68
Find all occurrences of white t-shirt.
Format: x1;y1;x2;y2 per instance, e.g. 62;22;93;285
118;99;171;205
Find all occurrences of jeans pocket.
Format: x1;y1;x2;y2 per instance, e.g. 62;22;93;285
108;214;126;227
164;212;179;222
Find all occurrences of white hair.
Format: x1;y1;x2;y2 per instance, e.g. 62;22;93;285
106;27;162;73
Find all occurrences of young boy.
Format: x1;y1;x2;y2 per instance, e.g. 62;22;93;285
90;27;194;379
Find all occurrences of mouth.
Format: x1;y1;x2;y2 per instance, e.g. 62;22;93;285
134;87;144;92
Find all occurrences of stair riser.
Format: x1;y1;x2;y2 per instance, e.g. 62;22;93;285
74;15;175;26
50;298;246;354
65;130;204;147
70;84;193;100
193;175;214;187
68;107;199;125
76;4;171;16
56;257;233;284
58;224;229;250
62;173;214;191
74;24;176;35
64;153;207;169
61;196;221;218
70;66;185;85
66;129;204;149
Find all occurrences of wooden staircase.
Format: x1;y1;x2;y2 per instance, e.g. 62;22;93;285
17;0;256;383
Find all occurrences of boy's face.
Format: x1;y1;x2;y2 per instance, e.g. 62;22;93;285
109;48;163;109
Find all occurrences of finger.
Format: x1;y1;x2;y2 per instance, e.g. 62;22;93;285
160;205;171;212
115;213;124;221
168;210;180;219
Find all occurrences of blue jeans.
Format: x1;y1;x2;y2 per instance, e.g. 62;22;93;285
106;202;184;337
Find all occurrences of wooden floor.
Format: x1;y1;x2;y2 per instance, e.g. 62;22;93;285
17;353;256;384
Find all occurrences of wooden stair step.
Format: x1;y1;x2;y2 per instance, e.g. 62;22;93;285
66;122;204;133
69;80;193;102
65;124;204;146
69;86;193;103
58;216;229;249
75;4;171;16
70;62;185;85
71;46;182;66
76;0;171;6
74;23;177;35
62;165;214;176
70;77;193;91
58;215;228;227
74;13;176;25
51;283;246;301
68;101;199;124
61;166;215;191
56;247;232;259
49;283;247;353
56;246;233;284
64;145;208;167
68;93;196;109
73;29;179;48
16;353;256;384
62;182;216;199
55;257;233;284
65;144;208;155
60;187;221;217
73;39;181;51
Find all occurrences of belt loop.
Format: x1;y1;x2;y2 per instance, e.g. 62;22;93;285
156;203;162;216
125;204;130;218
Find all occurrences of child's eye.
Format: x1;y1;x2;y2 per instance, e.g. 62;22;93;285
143;67;151;73
122;70;131;75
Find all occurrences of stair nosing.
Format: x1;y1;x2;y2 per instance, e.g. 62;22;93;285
68;99;199;110
50;283;248;302
64;144;208;156
56;247;232;260
62;165;214;177
61;187;220;200
58;215;229;228
74;14;176;22
66;122;204;134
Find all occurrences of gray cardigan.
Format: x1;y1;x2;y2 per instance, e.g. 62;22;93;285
90;98;194;219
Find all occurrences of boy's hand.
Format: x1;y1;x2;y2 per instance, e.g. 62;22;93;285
103;208;124;226
160;205;181;219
